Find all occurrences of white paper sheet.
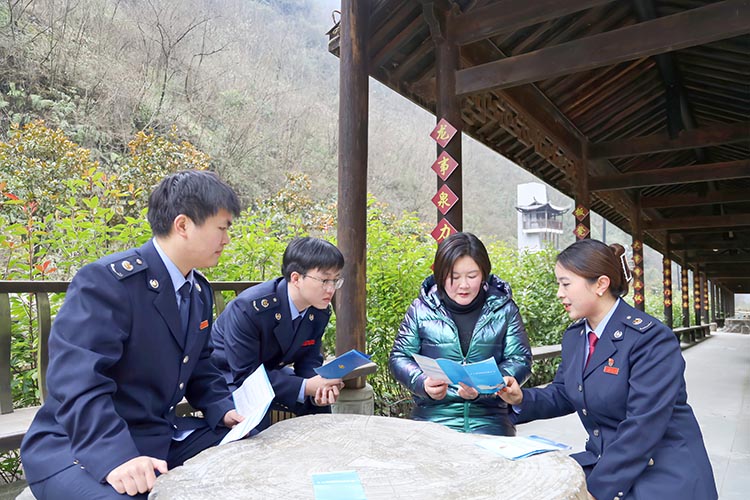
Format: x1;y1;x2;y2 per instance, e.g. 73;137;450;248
219;364;275;445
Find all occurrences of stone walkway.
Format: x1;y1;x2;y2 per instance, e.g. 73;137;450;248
516;330;750;500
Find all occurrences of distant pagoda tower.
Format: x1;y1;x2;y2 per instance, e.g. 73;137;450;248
515;182;570;252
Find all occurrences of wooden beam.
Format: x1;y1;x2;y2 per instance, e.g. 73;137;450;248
449;0;616;46
642;189;750;209
456;0;750;95
589;121;750;159
689;254;750;264
644;213;750;231
589;159;750;191
671;239;750;251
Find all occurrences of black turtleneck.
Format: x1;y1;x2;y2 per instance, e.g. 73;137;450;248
440;288;486;357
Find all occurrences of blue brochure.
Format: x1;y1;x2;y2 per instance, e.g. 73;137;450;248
314;349;374;379
412;353;506;394
477;434;572;460
312;470;367;500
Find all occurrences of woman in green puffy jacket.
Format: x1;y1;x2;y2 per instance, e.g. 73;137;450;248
389;232;532;435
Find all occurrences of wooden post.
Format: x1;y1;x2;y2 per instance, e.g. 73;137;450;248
434;10;462;232
701;272;709;324
681;254;690;327
662;239;673;329
710;281;717;324
631;192;645;311
337;0;369;387
693;264;702;325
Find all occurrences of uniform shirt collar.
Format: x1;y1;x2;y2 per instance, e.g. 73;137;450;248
153;238;194;304
286;281;307;320
586;297;621;338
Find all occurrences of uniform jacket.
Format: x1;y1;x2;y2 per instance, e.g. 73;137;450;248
515;300;717;500
21;240;234;485
389;275;532;435
210;277;332;424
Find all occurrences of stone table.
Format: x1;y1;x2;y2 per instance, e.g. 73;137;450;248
149;414;588;500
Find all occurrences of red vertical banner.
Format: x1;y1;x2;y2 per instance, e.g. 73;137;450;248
681;267;690;327
573;205;590;240
430;118;458;148
430;218;457;243
430;118;460;243
693;270;702;325
663;257;673;328
632;240;644;307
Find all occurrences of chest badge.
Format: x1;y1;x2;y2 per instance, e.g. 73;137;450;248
613;330;623;339
121;260;133;271
149;279;159;289
275;313;282;321
603;358;619;375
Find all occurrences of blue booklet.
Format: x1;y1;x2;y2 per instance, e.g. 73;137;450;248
412;353;506;394
312;470;367;500
314;349;375;380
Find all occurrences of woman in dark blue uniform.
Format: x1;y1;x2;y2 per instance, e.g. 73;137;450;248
500;239;717;500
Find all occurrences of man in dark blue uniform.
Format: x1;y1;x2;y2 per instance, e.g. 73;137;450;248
21;170;245;499
211;237;345;430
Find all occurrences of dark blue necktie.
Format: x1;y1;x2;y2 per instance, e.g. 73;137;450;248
292;315;302;333
178;282;191;335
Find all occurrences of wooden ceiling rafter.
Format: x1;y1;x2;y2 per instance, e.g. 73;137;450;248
455;0;750;96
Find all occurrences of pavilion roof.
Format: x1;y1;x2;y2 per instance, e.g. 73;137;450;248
328;0;750;293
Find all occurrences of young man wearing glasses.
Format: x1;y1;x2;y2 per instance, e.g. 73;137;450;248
211;237;346;431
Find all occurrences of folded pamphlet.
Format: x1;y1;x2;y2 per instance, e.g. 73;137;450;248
412;353;506;394
478;434;572;460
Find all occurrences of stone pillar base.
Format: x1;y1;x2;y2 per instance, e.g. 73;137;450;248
332;383;374;415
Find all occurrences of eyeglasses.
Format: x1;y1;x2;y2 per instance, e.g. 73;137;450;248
303;274;344;290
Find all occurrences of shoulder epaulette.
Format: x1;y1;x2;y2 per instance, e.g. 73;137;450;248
104;252;148;280
251;292;281;313
623;313;657;333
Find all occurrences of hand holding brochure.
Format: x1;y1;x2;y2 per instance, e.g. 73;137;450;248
411;353;506;394
478;434;572;460
219;364;275;445
315;349;377;380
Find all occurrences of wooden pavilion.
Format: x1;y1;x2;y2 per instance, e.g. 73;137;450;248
327;1;750;367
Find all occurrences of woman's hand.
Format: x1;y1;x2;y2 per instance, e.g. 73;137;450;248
457;382;479;400
496;376;523;405
424;376;449;400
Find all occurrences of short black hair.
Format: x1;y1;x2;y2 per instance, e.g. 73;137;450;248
433;232;491;294
147;170;241;236
281;237;344;280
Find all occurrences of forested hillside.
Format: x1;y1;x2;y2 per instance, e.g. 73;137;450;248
0;0;664;273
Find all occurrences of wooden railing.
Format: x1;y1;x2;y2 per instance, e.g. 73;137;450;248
0;280;258;453
0;280;714;453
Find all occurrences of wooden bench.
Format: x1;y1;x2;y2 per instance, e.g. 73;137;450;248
0;280;259;454
674;324;712;344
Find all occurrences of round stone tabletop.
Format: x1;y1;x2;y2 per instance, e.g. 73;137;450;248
149;414;587;500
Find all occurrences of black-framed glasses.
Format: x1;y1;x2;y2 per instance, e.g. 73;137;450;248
303;274;345;290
